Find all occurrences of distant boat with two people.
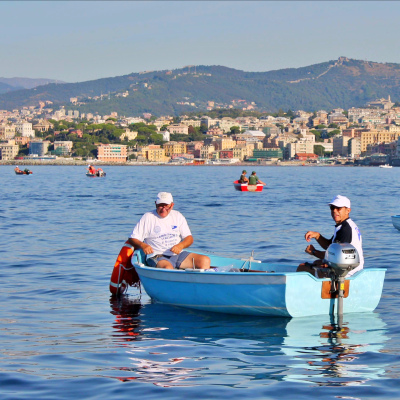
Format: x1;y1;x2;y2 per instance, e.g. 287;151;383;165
86;165;106;177
14;166;32;175
234;170;266;192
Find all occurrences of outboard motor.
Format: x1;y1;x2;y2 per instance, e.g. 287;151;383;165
324;243;360;325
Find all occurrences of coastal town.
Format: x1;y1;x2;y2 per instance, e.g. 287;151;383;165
1;95;400;166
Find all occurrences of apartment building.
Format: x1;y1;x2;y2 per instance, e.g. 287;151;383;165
163;141;187;157
180;119;201;128
218;118;239;133
0;124;16;139
333;136;351;157
199;145;215;159
360;130;400;153
0;140;19;160
97;144;127;162
167;124;189;135
348;138;361;157
212;136;236;151
54;141;73;156
140;145;167;162
232;145;251;161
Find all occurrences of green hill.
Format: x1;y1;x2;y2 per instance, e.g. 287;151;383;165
1;58;399;115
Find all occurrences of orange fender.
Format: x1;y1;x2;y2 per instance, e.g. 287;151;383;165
110;240;140;297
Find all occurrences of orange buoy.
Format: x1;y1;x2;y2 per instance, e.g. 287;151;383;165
110;240;140;296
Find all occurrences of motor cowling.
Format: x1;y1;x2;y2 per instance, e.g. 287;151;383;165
324;242;360;278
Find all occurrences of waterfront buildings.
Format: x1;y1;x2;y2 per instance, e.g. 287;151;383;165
97;144;127;162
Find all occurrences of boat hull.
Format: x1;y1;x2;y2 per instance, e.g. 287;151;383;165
233;180;263;192
133;255;385;318
86;172;106;177
392;215;400;231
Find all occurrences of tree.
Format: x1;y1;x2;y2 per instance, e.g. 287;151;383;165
230;126;241;135
314;145;325;156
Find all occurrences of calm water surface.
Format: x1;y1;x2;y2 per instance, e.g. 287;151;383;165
1;165;400;399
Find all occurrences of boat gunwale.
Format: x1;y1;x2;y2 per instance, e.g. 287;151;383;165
133;263;386;282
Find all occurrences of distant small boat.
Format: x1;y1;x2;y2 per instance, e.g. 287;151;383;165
379;164;392;168
15;170;32;175
391;215;400;231
233;180;264;192
86;168;106;177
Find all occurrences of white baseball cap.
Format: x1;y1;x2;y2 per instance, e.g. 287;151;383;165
156;192;174;205
329;195;351;208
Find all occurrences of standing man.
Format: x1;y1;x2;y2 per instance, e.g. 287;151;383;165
128;192;211;270
297;195;364;278
249;171;266;186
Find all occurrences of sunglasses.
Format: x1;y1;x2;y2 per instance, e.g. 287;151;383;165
330;205;344;211
156;204;172;209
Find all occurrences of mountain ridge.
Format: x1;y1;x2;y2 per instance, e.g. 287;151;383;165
1;58;399;115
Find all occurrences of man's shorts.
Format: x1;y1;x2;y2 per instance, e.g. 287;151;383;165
146;251;191;269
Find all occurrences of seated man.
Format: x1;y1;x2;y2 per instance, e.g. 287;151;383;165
15;166;21;173
128;192;211;270
239;170;249;184
87;165;96;174
297;195;364;278
248;171;266;186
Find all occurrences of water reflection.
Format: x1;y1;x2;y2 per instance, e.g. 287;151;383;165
109;296;389;388
282;313;388;386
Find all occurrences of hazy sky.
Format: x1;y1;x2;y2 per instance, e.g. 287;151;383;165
2;1;399;83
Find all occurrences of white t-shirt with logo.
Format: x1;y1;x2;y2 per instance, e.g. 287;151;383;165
130;210;192;257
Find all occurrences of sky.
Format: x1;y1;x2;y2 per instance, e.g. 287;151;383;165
1;1;400;83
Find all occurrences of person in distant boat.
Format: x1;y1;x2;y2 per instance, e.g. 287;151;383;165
87;165;96;174
248;171;266;186
15;166;21;173
97;168;104;177
297;195;364;278
239;170;249;184
128;192;211;270
24;168;31;174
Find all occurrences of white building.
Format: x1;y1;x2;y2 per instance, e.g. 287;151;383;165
161;130;170;142
286;141;314;159
15;122;34;138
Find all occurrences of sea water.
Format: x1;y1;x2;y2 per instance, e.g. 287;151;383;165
1;165;400;399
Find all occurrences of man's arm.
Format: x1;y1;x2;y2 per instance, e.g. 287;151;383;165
170;235;194;254
128;238;153;255
305;231;331;250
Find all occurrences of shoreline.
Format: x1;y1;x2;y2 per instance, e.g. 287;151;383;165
0;160;375;167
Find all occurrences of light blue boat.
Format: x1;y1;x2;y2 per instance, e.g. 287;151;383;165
132;251;386;318
392;215;400;231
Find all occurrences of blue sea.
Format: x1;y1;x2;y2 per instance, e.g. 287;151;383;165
1;165;400;400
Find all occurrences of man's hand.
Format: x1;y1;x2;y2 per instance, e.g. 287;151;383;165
305;244;315;255
141;243;154;255
305;231;320;242
170;243;183;254
312;259;328;268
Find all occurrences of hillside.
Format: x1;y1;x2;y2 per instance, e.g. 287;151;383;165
1;58;400;115
0;77;64;94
